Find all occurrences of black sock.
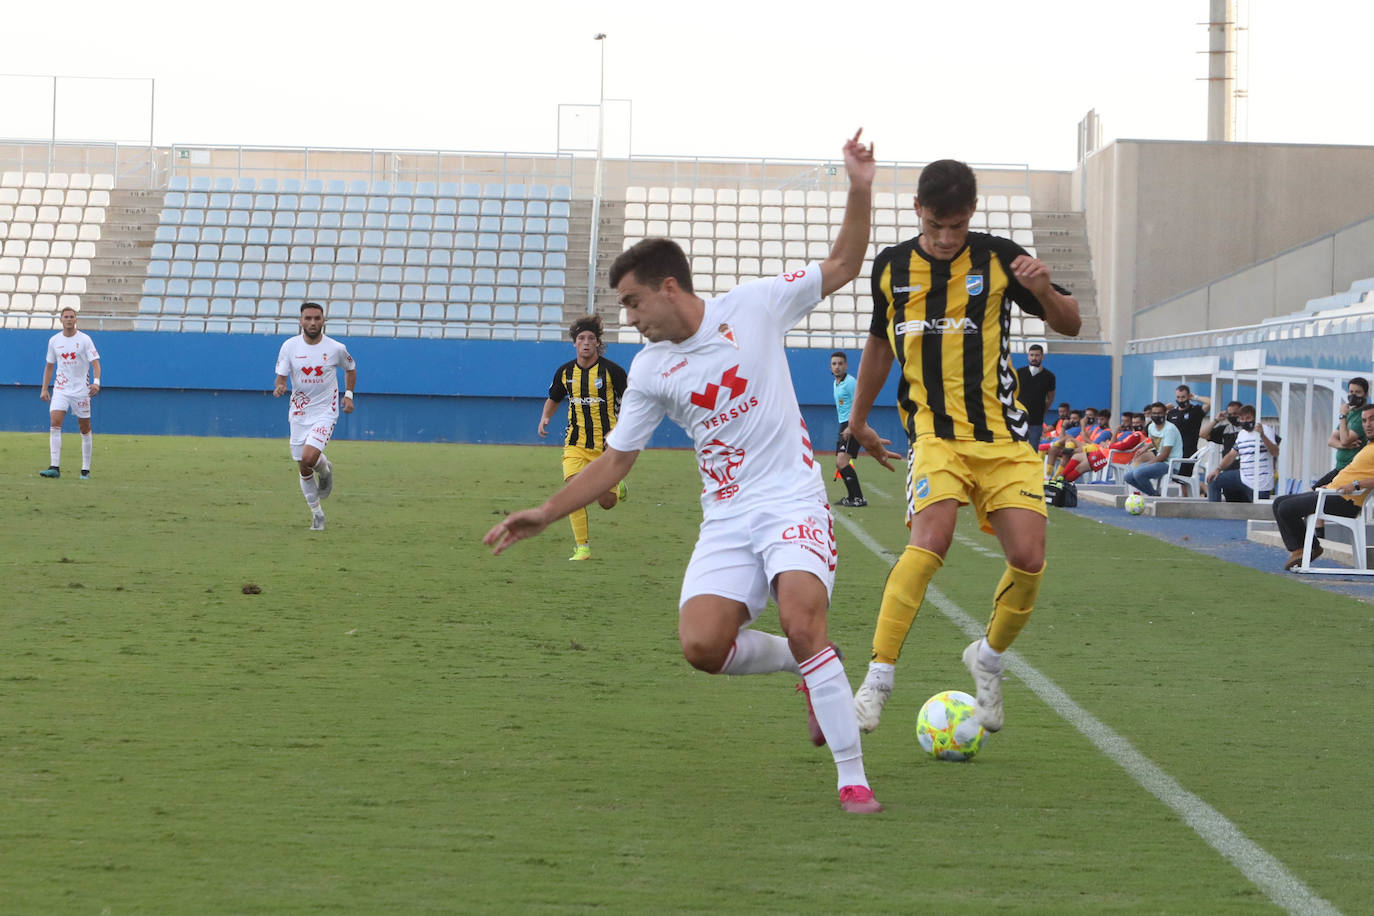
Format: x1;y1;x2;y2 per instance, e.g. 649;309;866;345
840;465;863;499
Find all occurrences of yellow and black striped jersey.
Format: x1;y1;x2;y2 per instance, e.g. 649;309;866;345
548;357;628;450
869;232;1066;443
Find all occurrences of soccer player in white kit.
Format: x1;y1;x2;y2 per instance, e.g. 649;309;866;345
485;131;887;814
273;302;356;530
39;306;102;479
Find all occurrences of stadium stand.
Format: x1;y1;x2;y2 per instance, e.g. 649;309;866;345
2;149;1100;348
138;179;571;339
0;171;110;328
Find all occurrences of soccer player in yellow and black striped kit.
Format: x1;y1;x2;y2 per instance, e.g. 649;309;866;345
538;315;629;561
845;159;1081;734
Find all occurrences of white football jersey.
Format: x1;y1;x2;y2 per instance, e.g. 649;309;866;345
46;330;99;393
274;334;355;421
607;264;826;519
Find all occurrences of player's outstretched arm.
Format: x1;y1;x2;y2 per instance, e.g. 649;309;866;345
845;333;903;471
1011;255;1081;337
484;447;639;555
820;129;875;297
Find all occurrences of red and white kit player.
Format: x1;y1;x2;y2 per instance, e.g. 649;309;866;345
273;302;356;531
485;131;894;814
39;306;101;479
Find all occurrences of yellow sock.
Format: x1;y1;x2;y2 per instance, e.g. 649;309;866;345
985;564;1043;652
871;545;943;664
569;507;589;545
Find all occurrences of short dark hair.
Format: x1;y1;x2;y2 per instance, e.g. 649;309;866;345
1058;402;1070;410
1349;377;1370;393
916;159;977;217
569;314;606;356
300;301;324;315
830;351;847;361
1098;409;1111;419
1239;404;1257;416
1027;344;1044;353
609;238;694;294
1361;403;1374;415
1176;384;1192;395
1227;400;1243;409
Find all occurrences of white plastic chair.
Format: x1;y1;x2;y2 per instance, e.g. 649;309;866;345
1296;490;1374;575
1161;448;1205;498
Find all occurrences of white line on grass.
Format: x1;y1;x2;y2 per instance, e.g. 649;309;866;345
833;512;1341;916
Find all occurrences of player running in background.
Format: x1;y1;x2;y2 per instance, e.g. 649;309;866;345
39;306;102;479
830;351;867;507
845;158;1080;735
487;131;887;814
537;315;629;561
273;302;356;531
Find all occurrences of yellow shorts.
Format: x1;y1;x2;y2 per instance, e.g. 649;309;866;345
905;436;1047;533
562;445;603;481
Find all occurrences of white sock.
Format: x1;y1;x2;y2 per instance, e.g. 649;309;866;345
81;433;92;471
299;472;321;511
978;639;1005;669
717;629;799;675
800;646;867;789
864;661;895;688
49;426;61;465
314;455;330;473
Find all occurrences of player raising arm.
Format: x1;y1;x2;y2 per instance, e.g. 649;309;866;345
844;158;1079;736
486;131;891;814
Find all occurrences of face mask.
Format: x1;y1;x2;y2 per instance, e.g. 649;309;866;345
1349;393;1365;407
1150;417;1165;426
1240;420;1255;432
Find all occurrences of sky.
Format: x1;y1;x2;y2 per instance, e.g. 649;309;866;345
3;0;1372;171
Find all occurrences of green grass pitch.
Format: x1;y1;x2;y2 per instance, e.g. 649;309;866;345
1;432;1370;913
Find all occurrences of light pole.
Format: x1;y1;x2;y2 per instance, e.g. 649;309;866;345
587;32;607;315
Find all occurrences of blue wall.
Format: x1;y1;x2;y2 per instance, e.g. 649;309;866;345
1;330;1111;449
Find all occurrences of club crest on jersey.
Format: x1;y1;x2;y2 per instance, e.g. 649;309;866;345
594;376;604;389
718;323;738;348
965;274;984;296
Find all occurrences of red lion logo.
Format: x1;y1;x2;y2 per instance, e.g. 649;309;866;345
698;438;746;487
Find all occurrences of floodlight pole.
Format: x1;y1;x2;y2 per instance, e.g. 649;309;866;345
587;32;606;315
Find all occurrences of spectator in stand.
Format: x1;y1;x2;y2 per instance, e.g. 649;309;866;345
1197;400;1243;498
1122;403;1182;496
1166;384;1210;477
1206;404;1278;502
1043;403;1071;442
1015;344;1056;451
1272;403;1374;569
1106;411;1146;470
1314;377;1370;488
1048;408;1115;483
1200;400;1244;454
1041;408;1085;475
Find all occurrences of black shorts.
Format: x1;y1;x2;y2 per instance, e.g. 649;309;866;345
836;421;861;458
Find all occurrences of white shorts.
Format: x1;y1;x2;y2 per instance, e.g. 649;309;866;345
50;389;91;419
289;415;337;460
679;496;837;621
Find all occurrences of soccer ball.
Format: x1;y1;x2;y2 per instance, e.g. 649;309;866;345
916;690;987;761
1124;492;1146;515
